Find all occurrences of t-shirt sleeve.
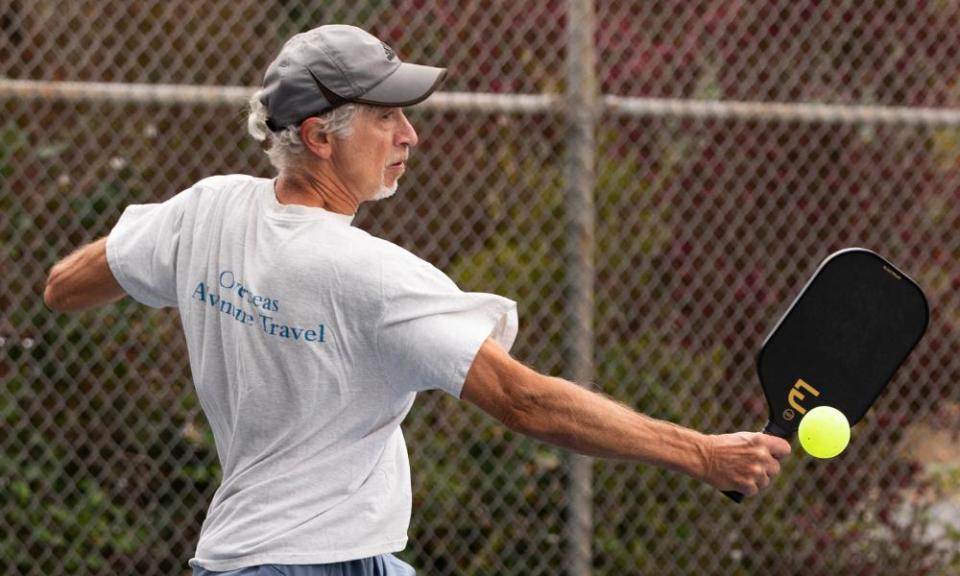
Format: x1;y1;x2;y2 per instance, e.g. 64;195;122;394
376;254;518;398
105;188;193;308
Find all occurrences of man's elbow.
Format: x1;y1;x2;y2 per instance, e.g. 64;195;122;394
43;267;72;312
499;380;549;437
43;264;94;312
463;339;553;437
42;236;126;313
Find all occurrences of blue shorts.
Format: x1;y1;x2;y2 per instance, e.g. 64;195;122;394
192;554;416;576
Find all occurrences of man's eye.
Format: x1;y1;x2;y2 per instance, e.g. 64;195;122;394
381;111;393;119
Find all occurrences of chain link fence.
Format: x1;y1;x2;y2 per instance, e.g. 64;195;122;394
3;1;960;575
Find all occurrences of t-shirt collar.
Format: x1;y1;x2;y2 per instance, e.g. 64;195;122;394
266;179;356;225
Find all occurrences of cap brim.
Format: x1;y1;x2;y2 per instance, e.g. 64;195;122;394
354;63;447;108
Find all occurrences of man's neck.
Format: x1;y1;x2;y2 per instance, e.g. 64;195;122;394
274;169;358;215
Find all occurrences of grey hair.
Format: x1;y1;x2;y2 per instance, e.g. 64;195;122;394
247;92;363;172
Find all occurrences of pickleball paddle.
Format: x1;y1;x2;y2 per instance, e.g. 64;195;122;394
723;248;929;502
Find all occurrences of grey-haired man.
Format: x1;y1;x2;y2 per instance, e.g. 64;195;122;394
44;25;789;576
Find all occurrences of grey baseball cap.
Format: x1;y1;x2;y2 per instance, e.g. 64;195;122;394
260;25;447;131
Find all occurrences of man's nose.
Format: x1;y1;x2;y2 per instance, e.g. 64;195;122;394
396;111;418;147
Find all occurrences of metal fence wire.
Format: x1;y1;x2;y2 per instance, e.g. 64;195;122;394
2;1;960;575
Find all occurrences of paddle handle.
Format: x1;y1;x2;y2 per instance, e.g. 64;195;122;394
722;420;790;503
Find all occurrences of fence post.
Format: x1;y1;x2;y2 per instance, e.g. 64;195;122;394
564;1;597;575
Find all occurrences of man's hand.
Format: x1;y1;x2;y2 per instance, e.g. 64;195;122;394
697;432;792;496
44;236;126;312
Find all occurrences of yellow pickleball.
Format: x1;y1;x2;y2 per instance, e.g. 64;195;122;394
798;405;850;459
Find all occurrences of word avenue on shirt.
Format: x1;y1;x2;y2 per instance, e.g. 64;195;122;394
192;270;327;344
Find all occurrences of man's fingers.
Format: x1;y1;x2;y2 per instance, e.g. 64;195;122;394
764;436;792;459
751;435;788;493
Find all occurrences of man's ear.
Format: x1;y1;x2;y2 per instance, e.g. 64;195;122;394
299;118;333;160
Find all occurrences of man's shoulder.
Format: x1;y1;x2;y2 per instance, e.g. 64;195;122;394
367;237;459;291
326;232;448;285
168;174;269;213
362;236;435;271
192;174;268;194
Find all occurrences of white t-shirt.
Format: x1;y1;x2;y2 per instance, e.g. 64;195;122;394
105;174;518;571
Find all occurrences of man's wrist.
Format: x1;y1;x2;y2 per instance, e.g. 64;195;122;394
689;431;713;482
649;421;713;480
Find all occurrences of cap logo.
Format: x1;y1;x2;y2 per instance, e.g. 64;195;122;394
381;42;396;61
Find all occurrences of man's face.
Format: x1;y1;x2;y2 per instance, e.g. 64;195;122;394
330;107;418;203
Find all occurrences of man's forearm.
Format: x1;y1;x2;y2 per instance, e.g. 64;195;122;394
44;237;126;312
510;373;708;479
463;341;708;479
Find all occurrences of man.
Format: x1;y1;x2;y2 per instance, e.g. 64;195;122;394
44;25;789;576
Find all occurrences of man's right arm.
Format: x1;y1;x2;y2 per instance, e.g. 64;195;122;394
44;236;126;313
461;338;791;497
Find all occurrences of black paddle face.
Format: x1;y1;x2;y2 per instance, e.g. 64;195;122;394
757;249;929;439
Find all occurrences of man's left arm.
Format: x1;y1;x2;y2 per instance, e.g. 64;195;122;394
461;338;791;496
44;236;126;312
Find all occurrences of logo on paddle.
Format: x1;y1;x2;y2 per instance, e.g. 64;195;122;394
786;378;821;417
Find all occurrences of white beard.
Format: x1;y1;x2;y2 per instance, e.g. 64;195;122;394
372;181;399;201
